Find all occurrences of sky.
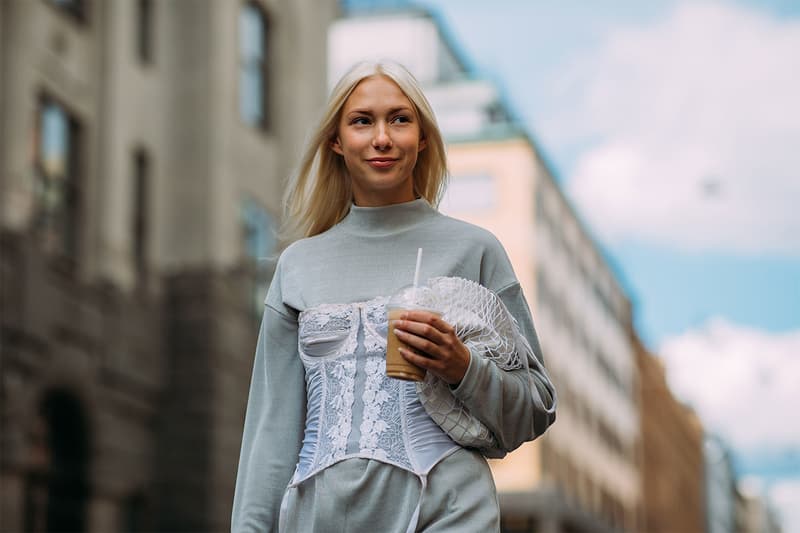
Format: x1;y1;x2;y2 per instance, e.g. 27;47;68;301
347;0;800;529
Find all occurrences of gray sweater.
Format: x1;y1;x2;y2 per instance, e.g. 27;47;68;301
231;199;556;532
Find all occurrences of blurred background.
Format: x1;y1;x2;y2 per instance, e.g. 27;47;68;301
1;0;797;532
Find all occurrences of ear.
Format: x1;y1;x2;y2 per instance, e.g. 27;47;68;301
330;136;344;156
418;135;427;153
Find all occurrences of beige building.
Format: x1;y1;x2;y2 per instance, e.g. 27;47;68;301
635;336;705;533
0;0;336;531
330;8;643;533
446;129;642;533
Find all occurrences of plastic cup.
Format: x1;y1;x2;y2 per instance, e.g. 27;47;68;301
385;285;441;381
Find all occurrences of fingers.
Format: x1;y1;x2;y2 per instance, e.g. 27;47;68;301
391;311;469;385
397;310;455;335
392;312;459;360
394;328;442;359
398;346;435;368
398;342;469;386
393;320;447;348
392;318;461;362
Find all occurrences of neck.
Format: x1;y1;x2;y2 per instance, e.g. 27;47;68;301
338;198;437;236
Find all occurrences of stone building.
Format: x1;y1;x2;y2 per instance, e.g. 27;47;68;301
0;0;336;531
329;8;643;532
635;337;705;533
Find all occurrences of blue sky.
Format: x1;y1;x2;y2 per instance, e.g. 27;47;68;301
387;0;800;346
344;0;800;528
618;244;800;342
396;0;800;335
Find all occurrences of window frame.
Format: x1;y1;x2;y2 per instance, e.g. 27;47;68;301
238;1;272;131
32;92;85;265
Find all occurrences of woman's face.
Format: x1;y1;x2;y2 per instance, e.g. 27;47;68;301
331;75;426;207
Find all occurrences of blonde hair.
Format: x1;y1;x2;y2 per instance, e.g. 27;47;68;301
279;60;449;244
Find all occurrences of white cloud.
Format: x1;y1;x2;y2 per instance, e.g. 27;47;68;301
658;318;800;453
660;319;800;531
549;1;800;255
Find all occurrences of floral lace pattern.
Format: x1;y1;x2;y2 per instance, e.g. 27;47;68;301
299;303;358;357
358;355;412;470
316;357;357;465
293;294;457;484
363;297;389;353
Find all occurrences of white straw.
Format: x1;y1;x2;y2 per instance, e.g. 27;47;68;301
413;248;423;287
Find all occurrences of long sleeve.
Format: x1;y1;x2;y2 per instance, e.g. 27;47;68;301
231;303;306;533
451;281;557;456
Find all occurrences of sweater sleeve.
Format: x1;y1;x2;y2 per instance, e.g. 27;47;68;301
231;266;306;532
450;281;557;455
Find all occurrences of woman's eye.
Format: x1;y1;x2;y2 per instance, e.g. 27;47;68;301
392;115;411;124
351;117;370;125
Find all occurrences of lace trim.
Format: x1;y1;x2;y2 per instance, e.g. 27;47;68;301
299;297;388;359
300;305;356;357
299;302;352;334
363;297;388;353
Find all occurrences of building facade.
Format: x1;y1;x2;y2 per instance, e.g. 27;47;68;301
0;0;336;531
495;144;642;533
635;337;705;533
329;8;643;532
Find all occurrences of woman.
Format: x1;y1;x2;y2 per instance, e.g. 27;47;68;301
231;61;556;533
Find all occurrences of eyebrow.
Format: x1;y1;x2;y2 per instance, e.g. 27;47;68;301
347;106;414;116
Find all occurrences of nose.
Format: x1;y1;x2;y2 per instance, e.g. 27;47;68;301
372;122;392;150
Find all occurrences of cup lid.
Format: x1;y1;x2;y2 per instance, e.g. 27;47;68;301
388;284;440;311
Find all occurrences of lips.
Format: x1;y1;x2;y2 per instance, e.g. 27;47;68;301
367;158;398;169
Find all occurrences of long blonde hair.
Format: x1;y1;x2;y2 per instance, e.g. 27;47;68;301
279;60;449;244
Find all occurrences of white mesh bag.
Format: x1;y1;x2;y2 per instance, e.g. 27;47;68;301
416;276;533;452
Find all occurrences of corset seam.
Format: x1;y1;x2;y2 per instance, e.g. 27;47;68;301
308;361;326;469
400;384;421;473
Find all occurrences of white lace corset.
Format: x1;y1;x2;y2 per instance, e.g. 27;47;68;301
290;296;459;487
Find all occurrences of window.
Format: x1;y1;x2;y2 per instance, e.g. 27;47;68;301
132;148;150;283
239;2;270;129
136;0;154;65
240;196;277;316
33;95;83;261
48;0;87;23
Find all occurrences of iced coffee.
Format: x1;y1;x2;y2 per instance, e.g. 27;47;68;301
386;284;441;381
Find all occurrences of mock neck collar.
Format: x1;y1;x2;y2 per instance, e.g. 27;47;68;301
337;198;438;236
